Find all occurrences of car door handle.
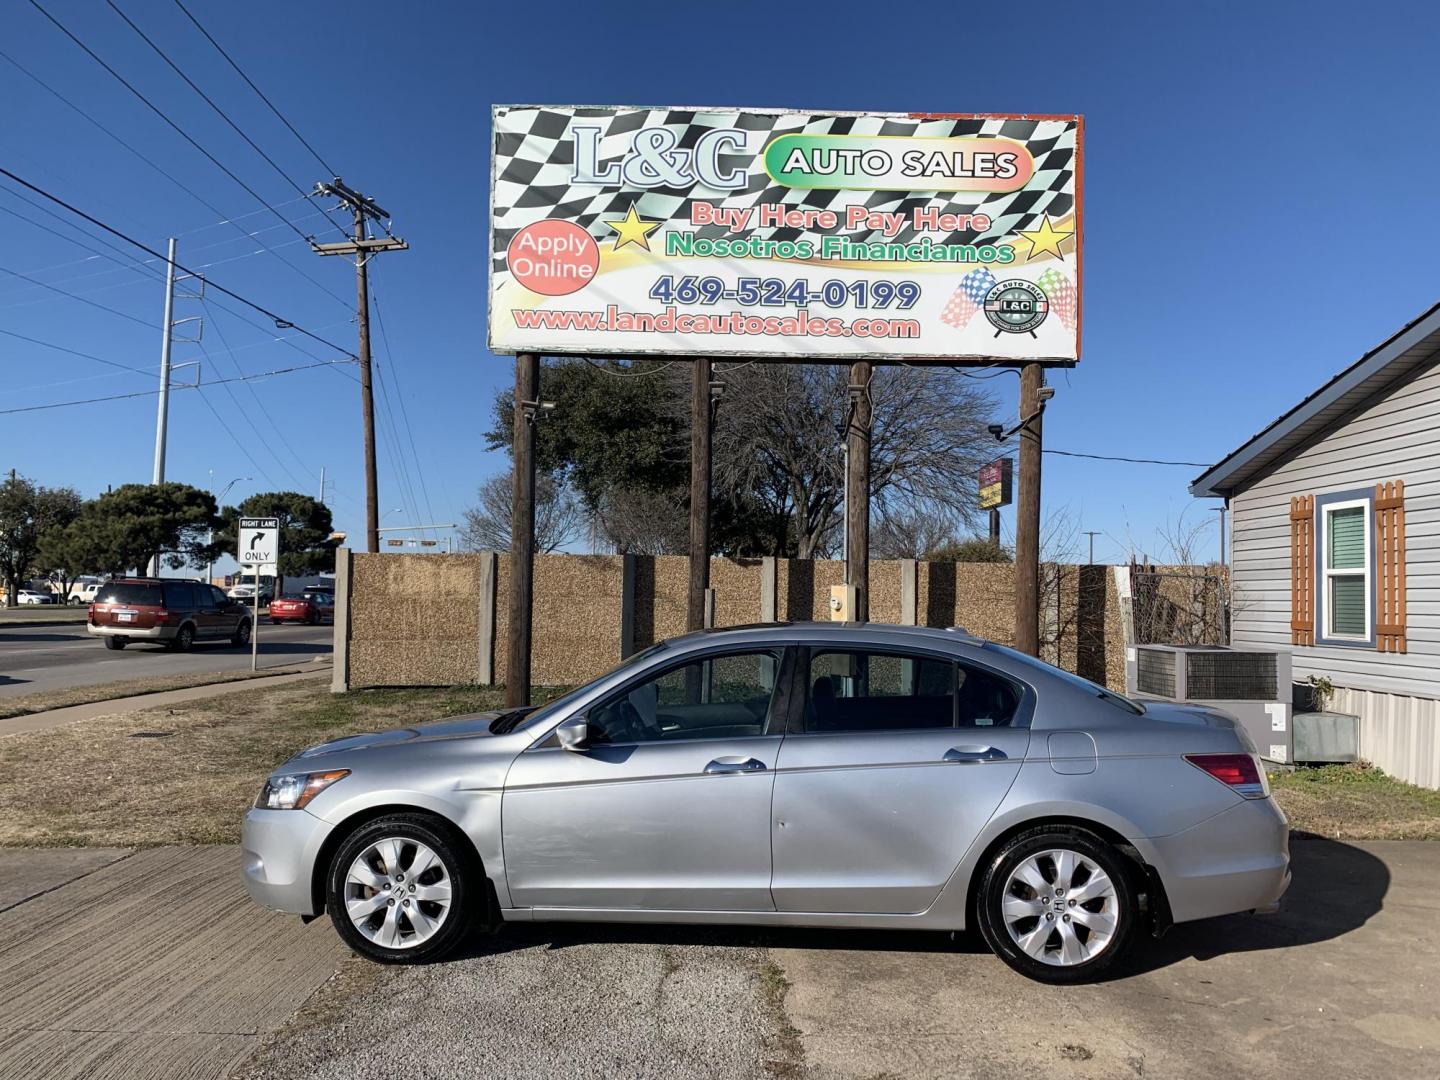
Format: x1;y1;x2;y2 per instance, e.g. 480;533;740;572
704;756;767;775
943;746;1008;764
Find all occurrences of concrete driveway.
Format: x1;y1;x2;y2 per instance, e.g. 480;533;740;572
2;837;1435;1079
243;835;1437;1080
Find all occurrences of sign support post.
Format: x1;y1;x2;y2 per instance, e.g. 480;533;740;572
845;362;872;622
687;357;713;633
507;354;539;708
1015;364;1045;656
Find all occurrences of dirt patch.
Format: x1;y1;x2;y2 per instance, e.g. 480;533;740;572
1270;762;1440;840
0;682;519;847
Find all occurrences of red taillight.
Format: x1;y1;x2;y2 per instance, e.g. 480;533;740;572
1185;753;1268;798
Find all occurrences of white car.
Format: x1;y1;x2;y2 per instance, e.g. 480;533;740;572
16;589;56;605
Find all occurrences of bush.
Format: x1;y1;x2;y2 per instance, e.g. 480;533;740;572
926;538;1013;563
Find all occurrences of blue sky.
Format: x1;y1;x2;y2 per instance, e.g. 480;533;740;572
3;0;1437;567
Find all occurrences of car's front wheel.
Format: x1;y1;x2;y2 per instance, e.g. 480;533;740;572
232;619;251;646
326;814;476;964
976;826;1138;984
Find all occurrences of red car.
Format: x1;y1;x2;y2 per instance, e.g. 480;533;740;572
268;587;335;625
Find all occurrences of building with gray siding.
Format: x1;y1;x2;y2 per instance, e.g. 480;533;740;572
1193;302;1440;789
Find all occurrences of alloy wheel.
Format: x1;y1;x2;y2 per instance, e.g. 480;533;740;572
344;837;453;950
1001;848;1119;966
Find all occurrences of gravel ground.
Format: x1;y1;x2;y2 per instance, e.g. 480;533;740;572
237;923;799;1080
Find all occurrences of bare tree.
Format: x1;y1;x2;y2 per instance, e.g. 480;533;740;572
460;470;584;554
589;487;690;554
702;364;1000;558
872;504;960;559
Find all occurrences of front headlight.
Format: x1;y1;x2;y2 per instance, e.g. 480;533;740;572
255;769;349;810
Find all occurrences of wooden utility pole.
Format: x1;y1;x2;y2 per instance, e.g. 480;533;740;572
846;361;872;622
687;357;713;632
507;353;540;707
1014;363;1045;655
311;179;408;553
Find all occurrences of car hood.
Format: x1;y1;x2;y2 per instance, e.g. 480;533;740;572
295;711;509;759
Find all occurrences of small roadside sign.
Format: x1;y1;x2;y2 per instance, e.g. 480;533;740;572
238;516;280;571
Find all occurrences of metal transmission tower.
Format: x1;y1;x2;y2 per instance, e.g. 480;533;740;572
311;179;408;553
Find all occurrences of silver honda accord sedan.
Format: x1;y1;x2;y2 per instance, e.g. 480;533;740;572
242;623;1290;983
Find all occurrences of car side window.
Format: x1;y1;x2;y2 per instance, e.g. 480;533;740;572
805;650;1021;733
163;582;195;609
209;586;229;606
586;650;782;746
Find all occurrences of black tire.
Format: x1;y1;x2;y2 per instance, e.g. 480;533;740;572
326;813;479;964
170;623;196;652
271;617;283;625
232;619;251;646
104;636;126;650
975;826;1138;984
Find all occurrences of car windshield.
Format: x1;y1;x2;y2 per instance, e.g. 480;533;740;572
97;583;162;606
489;641;671;734
280;593;308;601
980;642;1146;715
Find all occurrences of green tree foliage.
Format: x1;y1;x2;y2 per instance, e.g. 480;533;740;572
76;483;219;575
37;518;111;602
927;537;1014;563
210;492;336;578
0;473;82;604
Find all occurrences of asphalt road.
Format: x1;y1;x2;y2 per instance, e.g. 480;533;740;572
0;620;334;699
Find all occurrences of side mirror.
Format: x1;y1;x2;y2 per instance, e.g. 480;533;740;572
556;715;589;752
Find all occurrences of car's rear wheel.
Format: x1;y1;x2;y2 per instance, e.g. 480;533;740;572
170;623;196;652
104;636;126;650
232;619;251;646
976;826;1137;984
326;814;476;964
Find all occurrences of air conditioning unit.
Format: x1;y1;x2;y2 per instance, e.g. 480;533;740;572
1125;645;1293;763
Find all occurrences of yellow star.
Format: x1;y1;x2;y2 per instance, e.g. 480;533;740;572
604;205;662;252
1016;215;1074;261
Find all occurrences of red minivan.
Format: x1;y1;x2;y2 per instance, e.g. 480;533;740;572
88;578;253;651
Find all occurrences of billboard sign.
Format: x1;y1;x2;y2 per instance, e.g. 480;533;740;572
490;106;1081;363
979;457;1013;510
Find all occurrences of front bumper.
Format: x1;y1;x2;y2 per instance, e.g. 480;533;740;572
87;622;172;640
1136;796;1291;924
241;807;334;915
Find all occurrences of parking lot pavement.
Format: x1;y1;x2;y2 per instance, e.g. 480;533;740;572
775;835;1440;1079
0;847;347;1080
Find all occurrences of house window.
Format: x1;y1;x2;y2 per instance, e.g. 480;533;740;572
1319;496;1371;642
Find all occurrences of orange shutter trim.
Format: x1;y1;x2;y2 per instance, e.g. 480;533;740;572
1290;495;1314;646
1375;480;1407;653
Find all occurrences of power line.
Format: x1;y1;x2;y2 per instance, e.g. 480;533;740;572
370;268;438;535
104;0;348;243
23;1;351;309
0;327;150;377
171;0;338;178
1044;449;1211;467
0;167;357;359
0;260;157;330
195;384;278;489
1;358;355;416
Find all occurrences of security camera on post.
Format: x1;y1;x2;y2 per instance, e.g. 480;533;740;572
237;516;279;671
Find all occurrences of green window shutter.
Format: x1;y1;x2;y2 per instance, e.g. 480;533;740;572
1328;506;1366;570
1330;575;1367;637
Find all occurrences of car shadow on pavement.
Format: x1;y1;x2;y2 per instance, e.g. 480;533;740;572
442;833;1387;979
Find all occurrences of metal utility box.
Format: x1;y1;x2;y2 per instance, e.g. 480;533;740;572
1126;645;1293;763
1293;712;1360;763
828;584;856;621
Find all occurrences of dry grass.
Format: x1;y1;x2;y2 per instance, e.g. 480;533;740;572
0;681;521;847
0;666;320;721
1271;762;1440;840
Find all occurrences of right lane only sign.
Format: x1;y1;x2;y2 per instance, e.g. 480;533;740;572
238;517;279;571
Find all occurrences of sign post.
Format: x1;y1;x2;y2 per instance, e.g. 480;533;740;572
238;516;279;672
979;456;1014;544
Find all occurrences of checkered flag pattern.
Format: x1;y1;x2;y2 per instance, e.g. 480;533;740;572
941;267;998;329
492;108;1078;276
1036;267;1078;330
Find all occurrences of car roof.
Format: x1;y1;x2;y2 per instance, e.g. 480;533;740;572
663;621;986;651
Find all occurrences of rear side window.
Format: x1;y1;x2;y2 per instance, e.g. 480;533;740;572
163;582;197;608
806;650;1020;733
97;584;162;606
